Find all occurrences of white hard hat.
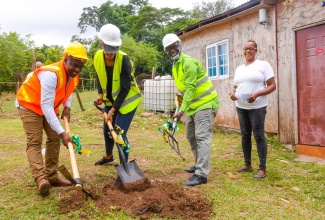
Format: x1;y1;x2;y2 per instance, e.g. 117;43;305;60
162;33;181;49
97;24;122;47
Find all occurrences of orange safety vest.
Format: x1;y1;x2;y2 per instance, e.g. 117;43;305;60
16;60;79;115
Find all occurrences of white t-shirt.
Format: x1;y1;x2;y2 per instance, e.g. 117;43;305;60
234;59;275;109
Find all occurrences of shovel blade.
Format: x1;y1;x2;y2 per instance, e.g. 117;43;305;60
57;165;95;200
115;160;145;184
57;165;77;185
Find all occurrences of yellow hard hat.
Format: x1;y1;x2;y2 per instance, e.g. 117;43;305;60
62;42;88;61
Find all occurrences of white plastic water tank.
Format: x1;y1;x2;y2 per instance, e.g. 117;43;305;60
143;78;178;113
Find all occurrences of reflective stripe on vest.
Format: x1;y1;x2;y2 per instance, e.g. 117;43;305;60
94;50;141;114
172;57;217;109
40;65;64;91
16;61;79;115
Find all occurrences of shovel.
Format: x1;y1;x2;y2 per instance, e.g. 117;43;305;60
93;102;145;184
57;116;95;199
158;95;184;160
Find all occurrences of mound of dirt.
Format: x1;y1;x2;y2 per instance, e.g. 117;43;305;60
59;174;213;219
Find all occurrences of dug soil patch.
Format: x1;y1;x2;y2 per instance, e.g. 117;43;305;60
59;173;213;219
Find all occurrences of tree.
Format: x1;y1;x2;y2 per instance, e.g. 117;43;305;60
129;0;149;14
127;6;194;44
35;44;64;65
126;6;197;74
71;35;95;48
76;2;199;76
78;1;133;34
120;34;162;76
192;0;234;20
0;32;34;92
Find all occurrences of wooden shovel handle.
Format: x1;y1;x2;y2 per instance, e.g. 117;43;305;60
106;119;118;142
174;96;179;113
63;116;82;191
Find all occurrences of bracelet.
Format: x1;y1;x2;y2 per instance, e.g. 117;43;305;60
108;111;114;115
179;111;184;115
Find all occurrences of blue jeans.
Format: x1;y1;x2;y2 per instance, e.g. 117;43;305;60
103;106;137;162
236;106;267;171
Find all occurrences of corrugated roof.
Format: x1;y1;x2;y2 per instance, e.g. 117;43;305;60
176;0;261;36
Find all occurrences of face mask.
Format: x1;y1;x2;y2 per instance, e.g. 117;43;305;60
165;41;181;60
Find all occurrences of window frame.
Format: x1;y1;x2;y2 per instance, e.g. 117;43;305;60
205;39;229;80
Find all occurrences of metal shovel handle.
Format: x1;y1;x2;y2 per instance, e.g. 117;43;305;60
63;116;82;191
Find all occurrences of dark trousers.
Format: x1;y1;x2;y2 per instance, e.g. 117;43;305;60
103;106;136;162
236;106;267;171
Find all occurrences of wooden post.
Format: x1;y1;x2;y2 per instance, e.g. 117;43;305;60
151;67;156;79
32;50;37;71
75;89;85;111
16;81;20;92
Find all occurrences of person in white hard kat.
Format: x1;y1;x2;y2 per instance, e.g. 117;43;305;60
229;39;276;179
162;33;219;186
16;42;88;196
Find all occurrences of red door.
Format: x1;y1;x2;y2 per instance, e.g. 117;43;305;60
296;25;325;146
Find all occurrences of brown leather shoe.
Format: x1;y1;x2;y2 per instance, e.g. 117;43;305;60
49;177;72;187
37;179;51;196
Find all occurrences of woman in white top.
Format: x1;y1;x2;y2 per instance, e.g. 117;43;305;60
230;39;276;178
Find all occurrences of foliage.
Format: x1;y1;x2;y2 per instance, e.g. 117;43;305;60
192;0;234;20
121;34;162;75
126;6;197;74
82;35;162;77
35;44;64;65
71;35;95;48
129;0;149;14
0;32;34;92
78;1;133;34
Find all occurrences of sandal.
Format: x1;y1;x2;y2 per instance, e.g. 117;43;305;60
237;166;253;173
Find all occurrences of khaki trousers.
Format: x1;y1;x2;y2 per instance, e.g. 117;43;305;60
185;108;217;178
18;108;60;184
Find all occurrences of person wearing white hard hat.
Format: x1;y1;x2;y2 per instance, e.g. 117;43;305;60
93;24;141;185
162;33;219;186
16;42;88;196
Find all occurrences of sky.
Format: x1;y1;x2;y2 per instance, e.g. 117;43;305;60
0;0;249;47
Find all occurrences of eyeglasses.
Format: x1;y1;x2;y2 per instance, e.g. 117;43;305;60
243;47;257;51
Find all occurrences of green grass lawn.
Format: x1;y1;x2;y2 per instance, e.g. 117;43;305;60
0;91;324;219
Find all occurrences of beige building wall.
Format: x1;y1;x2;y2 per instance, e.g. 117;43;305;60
179;5;278;133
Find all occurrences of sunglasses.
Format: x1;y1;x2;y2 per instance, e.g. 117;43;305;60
243;47;257;51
